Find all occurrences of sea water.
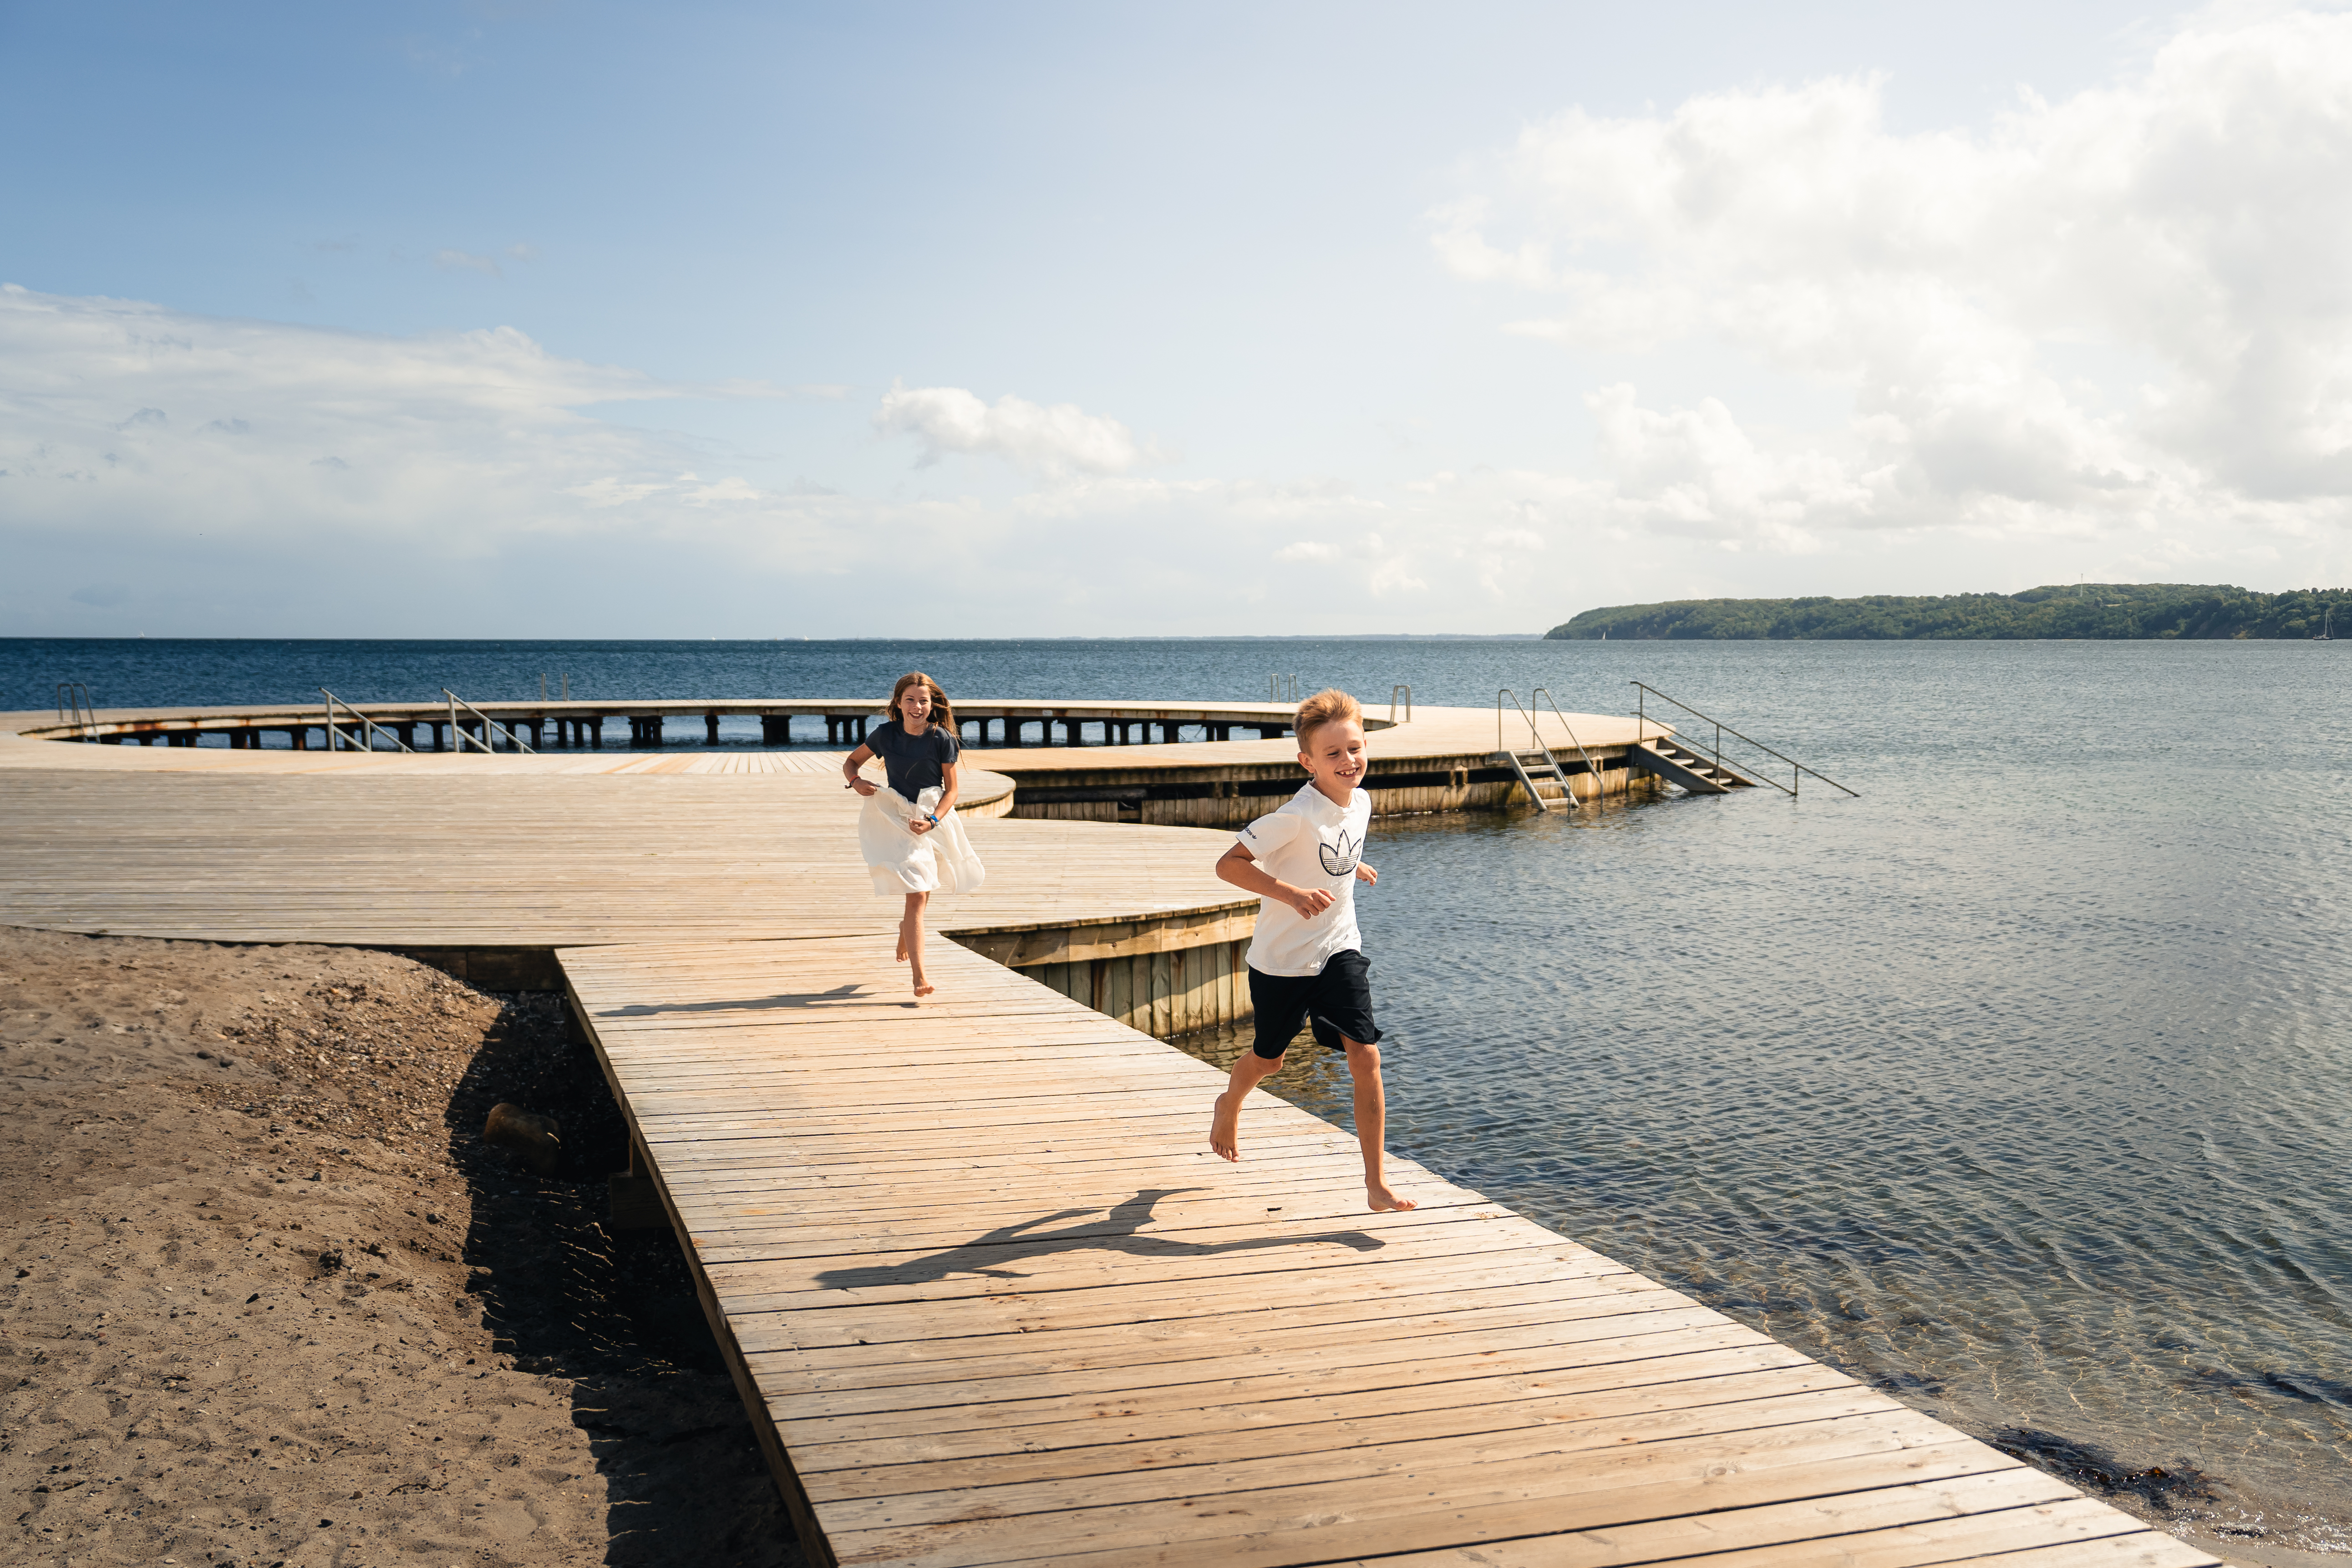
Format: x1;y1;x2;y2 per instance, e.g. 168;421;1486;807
6;636;2348;1538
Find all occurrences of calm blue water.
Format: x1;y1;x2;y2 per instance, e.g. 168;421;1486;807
7;636;2349;1536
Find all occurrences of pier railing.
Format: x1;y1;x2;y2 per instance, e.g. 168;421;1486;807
442;689;537;755
321;689;414;753
1630;681;1857;799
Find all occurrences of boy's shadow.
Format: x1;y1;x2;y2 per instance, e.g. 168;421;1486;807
816;1187;1384;1289
602;984;865;1018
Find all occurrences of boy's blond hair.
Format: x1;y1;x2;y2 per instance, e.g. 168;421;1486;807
1293;688;1362;749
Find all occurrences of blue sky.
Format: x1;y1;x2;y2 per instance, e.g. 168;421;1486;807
8;1;2348;636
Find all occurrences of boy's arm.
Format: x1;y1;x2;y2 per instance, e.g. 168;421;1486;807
1216;842;1335;919
1355;861;1377;886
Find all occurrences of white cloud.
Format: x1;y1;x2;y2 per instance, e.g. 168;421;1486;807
0;285;848;569
1275;540;1339;562
872;381;1152;479
1434;6;2352;561
0;284;1505;633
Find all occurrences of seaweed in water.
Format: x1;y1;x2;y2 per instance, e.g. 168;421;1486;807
2260;1369;2352;1407
1870;1370;1948;1400
1991;1427;2217;1512
2179;1363;2352;1408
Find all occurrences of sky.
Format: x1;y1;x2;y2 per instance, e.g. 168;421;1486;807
7;0;2352;636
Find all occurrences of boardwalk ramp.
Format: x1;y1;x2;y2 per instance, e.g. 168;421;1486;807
560;937;2213;1568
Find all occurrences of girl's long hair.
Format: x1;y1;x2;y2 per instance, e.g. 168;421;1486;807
889;671;957;738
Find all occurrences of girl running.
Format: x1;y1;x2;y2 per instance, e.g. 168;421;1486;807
843;672;985;997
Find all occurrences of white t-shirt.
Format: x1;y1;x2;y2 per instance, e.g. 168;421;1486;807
1236;781;1372;977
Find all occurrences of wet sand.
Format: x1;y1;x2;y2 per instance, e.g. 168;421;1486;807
0;926;800;1568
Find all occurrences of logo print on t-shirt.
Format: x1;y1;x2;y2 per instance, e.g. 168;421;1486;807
1318;830;1361;878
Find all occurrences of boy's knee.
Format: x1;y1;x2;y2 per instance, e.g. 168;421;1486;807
1343;1038;1380;1066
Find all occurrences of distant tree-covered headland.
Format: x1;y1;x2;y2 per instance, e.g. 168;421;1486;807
1546;584;2350;640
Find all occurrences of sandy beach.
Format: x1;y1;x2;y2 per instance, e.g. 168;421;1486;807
0;925;800;1568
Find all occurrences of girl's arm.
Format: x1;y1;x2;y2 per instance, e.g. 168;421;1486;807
910;759;959;833
843;744;879;796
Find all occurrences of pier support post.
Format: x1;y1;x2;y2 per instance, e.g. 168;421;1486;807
588;717;603;749
761;715;790;746
706;713;721;746
528;718;546;750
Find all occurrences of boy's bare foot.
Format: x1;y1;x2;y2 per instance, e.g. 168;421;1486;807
1209;1091;1242;1162
1366;1182;1416;1213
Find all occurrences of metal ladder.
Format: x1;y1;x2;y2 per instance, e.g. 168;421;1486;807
1495;689;1578;812
55;682;94;741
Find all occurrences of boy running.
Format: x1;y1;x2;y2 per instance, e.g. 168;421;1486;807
1208;689;1415;1213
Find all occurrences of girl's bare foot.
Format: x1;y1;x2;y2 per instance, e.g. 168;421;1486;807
896;933;909;962
1209;1091;1242;1161
911;968;933;998
1366;1182;1416;1213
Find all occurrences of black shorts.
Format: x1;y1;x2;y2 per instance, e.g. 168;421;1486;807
1247;949;1381;1059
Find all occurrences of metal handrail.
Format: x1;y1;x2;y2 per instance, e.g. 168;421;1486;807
1496;688;1533;755
1495;688;1580;811
1630;680;1857;799
1269;673;1299;702
1390;684;1412;724
54;682;93;741
321;690;415;753
1529;688;1605;799
441;688;536;754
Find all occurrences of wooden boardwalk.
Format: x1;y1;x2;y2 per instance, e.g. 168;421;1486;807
0;708;2223;1565
564;937;2216;1568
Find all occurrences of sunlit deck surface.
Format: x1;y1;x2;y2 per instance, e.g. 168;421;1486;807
0;708;2213;1566
567;935;2215;1568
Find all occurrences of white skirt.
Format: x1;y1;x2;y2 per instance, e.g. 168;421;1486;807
859;784;986;896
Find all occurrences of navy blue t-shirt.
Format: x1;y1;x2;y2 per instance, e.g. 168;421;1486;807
866;719;959;798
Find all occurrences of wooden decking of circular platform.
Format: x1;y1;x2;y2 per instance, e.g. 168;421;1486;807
0;701;1659;948
0;701;1660;1030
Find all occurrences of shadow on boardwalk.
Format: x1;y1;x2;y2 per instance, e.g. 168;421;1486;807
818;1187;1384;1289
602;984;866;1018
